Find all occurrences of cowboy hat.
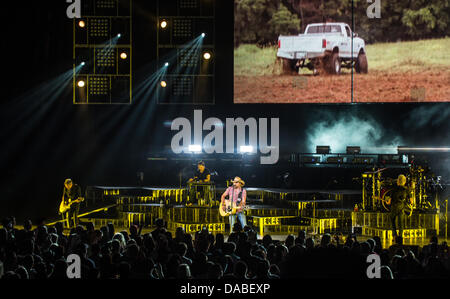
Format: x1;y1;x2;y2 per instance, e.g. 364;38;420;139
231;176;245;186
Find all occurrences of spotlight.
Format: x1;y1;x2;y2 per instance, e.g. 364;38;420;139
203;52;211;60
240;145;254;153
80;61;85;66
160;20;168;29
77;80;85;88
120;52;127;59
78;20;85;28
188;145;202;153
160;81;167;88
201;33;206;38
117;33;121;38
164;62;169;67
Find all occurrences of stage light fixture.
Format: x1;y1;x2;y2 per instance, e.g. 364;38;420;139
160;81;167;88
160;20;168;29
203;52;211;60
78;20;86;28
188;145;202;153
316;146;330;154
117;33;121;38
346;146;361;154
77;80;85;88
164;62;169;67
120;52;127;59
201;33;206;38
240;145;254;153
80;61;85;66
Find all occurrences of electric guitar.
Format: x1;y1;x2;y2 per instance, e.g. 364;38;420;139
381;190;414;216
59;197;84;214
219;200;248;217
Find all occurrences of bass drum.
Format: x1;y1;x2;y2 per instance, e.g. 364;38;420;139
381;188;391;212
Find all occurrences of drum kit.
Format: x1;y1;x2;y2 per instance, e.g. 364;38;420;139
361;165;440;215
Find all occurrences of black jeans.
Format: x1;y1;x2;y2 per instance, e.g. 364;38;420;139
65;203;80;228
390;206;403;238
188;184;208;204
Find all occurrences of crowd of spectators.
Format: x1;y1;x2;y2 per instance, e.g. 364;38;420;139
1;216;449;279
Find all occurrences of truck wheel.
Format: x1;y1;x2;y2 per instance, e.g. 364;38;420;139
312;58;325;75
282;58;298;75
327;53;341;75
355;53;368;74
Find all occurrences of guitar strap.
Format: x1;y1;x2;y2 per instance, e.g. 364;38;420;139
230;187;234;210
230;188;245;210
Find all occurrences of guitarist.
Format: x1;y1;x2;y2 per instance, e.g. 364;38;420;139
60;178;82;228
220;177;247;232
387;174;415;240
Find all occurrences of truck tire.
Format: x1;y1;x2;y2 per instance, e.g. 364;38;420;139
282;58;298;75
355;53;368;74
312;58;325;75
326;53;341;75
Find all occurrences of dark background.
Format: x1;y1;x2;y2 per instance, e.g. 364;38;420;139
0;0;449;223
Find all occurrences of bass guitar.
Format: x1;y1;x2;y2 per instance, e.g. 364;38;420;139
59;197;84;214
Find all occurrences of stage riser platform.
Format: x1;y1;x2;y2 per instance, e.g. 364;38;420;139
117;204;353;222
81;211;352;236
352;211;439;231
86;186;361;208
75;187;442;238
362;227;428;241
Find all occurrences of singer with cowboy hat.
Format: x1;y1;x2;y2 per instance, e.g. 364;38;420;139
220;176;247;232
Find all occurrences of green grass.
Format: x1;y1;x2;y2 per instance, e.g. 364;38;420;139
365;37;450;72
234;37;450;75
234;44;279;76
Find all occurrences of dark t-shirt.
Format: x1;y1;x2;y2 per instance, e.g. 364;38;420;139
390;185;409;209
63;184;82;204
194;168;210;181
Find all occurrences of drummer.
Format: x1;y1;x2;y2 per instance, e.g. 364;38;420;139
187;161;211;205
189;161;210;183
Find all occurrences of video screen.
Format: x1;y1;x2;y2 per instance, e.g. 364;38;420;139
233;0;450;103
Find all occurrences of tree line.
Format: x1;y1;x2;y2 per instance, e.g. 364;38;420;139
234;0;450;47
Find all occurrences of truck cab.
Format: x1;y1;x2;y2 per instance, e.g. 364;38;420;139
277;23;367;75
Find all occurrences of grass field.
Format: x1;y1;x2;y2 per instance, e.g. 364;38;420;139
234;37;450;76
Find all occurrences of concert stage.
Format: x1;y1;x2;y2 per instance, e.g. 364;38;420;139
46;184;447;246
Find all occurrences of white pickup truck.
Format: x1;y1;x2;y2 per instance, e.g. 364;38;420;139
277;22;368;75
